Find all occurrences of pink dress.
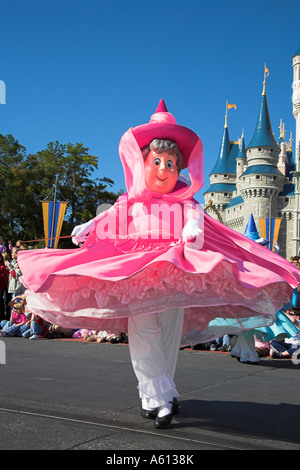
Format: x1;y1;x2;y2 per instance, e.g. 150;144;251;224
18;103;300;346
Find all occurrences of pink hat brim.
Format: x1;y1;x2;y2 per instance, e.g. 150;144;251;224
132;122;199;170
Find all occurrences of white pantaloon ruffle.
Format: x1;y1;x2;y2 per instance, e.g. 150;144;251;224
231;334;260;363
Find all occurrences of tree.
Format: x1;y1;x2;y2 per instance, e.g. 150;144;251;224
0;135;121;248
0;134;29;239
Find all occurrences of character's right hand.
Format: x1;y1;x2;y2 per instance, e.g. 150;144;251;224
182;219;202;242
71;220;96;246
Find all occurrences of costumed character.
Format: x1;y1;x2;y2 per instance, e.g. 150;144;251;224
229;307;300;363
18;100;300;428
226;220;300;363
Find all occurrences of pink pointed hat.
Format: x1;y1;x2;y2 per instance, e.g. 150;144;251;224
131;99;199;170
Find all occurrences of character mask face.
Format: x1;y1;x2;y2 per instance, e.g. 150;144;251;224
144;150;178;194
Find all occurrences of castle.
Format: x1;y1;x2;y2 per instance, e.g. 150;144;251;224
203;41;300;261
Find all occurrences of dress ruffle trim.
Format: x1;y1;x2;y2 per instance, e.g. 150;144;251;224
37;260;289;316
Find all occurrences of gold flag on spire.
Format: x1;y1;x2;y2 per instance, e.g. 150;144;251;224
264;65;269;78
227;103;237;110
262;64;269;95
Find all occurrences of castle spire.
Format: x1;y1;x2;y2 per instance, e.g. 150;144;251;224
210;114;231;174
236;132;246;159
247;66;278;150
279;119;286;141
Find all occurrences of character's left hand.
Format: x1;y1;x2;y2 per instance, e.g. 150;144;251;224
182;219;202;242
71;220;96;245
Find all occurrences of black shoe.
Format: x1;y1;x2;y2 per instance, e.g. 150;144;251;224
154;398;178;429
141;408;158;419
154;412;173;428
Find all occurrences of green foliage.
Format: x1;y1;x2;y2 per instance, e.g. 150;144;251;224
0;134;121;248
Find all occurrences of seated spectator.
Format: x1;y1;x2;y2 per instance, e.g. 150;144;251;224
269;305;300;358
22;313;49;339
254;336;270;357
0;298;27;336
46;324;76;338
270;308;300;359
209;335;232;352
270;332;300;358
21;295;50;339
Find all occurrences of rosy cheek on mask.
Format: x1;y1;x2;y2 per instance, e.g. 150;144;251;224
144;151;178;194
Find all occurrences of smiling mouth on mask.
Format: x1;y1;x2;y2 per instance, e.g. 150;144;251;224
156;176;167;182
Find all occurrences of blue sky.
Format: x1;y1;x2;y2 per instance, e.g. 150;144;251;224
1;0;300;206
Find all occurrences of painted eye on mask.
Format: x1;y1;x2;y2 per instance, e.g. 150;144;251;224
166;160;173;168
154;158;161;166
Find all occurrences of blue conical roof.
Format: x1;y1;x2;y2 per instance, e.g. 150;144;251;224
247;93;279;149
226;141;240;173
293;38;300;57
243;214;260;241
210;125;231;174
236;134;246;159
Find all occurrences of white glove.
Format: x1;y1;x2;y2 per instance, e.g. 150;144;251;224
182;219;202;242
255;238;269;246
71;220;96;246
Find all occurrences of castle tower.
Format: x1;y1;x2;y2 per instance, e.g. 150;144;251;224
292;39;300;255
239;66;284;231
204;103;237;217
278;120;287;176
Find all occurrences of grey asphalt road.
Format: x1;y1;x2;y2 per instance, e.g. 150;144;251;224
0;337;300;454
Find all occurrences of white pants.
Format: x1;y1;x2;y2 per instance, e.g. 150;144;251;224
128;308;184;409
